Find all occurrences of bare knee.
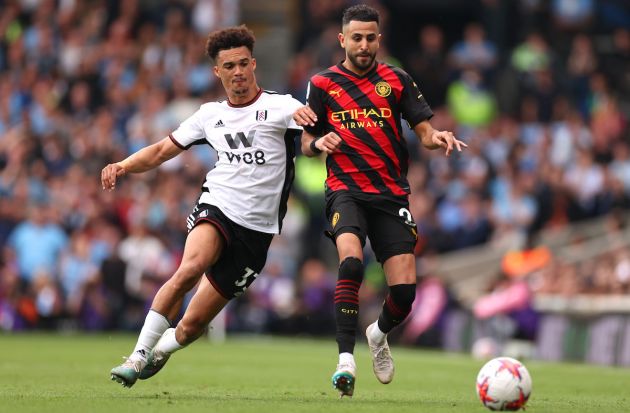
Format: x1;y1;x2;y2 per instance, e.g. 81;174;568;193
169;260;207;292
176;318;207;345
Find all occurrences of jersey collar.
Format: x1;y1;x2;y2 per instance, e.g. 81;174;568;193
227;87;263;108
336;61;379;79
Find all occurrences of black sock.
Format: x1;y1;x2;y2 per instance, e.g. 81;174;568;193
377;283;416;333
334;257;364;354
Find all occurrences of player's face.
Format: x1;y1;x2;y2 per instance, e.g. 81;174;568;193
214;46;258;102
339;20;380;74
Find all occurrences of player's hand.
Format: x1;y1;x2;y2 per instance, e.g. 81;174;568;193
293;105;318;127
430;130;467;156
101;162;126;191
315;132;342;154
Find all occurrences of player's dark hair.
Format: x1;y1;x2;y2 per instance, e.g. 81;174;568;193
342;4;380;27
205;25;255;61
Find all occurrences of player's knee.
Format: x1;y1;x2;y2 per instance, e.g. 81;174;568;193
170;275;198;293
389;283;416;311
180;257;208;278
178;319;206;344
171;263;206;291
338;257;364;282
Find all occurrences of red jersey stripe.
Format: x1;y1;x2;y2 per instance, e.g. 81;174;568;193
306;62;433;196
324;77;406;195
332;151;379;193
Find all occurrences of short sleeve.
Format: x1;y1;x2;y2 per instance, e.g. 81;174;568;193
285;96;304;131
170;107;206;149
398;70;433;128
303;80;328;136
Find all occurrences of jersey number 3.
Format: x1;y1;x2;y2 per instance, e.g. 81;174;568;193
234;267;259;296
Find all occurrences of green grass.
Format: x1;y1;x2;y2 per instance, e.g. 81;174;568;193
0;333;628;412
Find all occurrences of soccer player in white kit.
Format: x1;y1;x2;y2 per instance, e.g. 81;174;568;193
101;25;303;388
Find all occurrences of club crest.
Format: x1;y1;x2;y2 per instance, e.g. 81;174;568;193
256;110;267;121
375;81;391;97
332;212;340;228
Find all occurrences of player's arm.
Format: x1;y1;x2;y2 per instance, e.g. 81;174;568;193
395;68;467;156
293;105;318;127
300;128;343;157
297;79;346;157
413;120;467;156
101;136;184;191
293;103;342;156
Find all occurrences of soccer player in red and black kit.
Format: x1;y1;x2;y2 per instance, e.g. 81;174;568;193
293;4;467;397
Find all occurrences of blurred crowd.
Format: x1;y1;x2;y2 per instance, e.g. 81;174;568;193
0;0;629;347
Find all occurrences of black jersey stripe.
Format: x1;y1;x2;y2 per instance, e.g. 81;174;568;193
324;67;406;179
342;76;407;182
332;66;406;160
326;154;365;192
370;65;411;178
322;75;407;194
329;150;381;192
323;91;398;193
277;128;300;233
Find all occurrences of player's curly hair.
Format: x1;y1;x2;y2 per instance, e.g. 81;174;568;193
342;4;380;26
205;25;255;61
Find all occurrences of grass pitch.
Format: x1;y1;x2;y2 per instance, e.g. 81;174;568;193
0;333;628;412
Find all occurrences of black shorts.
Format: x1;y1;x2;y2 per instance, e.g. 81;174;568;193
187;203;273;299
325;191;418;263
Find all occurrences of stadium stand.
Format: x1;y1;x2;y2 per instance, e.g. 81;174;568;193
0;0;629;365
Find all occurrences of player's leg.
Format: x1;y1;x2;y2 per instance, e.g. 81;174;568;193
110;222;224;388
139;276;229;379
365;198;418;384
332;232;364;397
141;216;271;381
326;193;369;397
365;254;416;382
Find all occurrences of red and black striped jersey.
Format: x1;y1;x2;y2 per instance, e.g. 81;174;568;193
305;61;433;196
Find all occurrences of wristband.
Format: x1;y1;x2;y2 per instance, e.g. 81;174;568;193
310;137;323;154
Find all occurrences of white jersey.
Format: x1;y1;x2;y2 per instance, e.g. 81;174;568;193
170;90;303;234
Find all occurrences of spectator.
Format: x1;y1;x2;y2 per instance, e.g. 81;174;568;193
0;0;629;345
448;23;498;80
117;220;171;301
407;25;448;108
447;69;497;128
563;147;605;219
6;203;68;285
58;232;100;318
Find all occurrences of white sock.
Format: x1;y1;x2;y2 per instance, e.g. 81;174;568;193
154;327;185;354
129;310;171;363
368;322;387;345
339;352;355;366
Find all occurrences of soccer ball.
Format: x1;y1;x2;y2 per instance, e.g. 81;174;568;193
476;357;532;411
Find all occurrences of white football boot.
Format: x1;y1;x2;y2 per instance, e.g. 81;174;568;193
366;322;394;384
